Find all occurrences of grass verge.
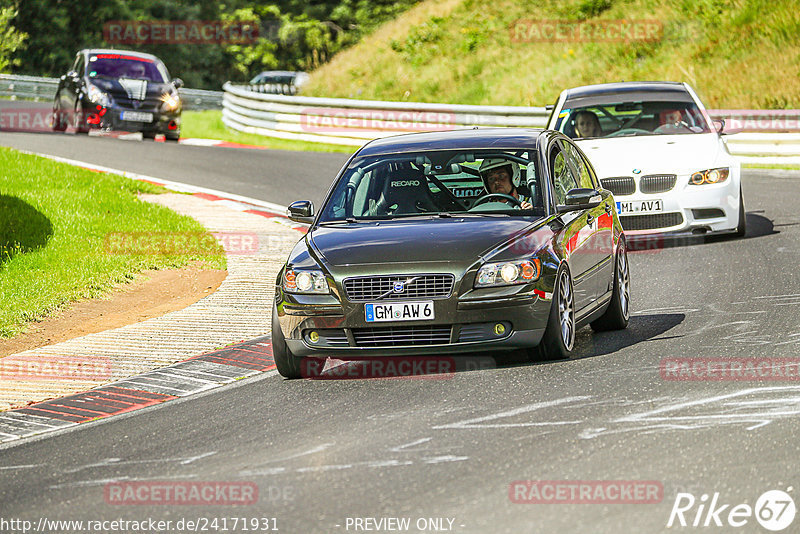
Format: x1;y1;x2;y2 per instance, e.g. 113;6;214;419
181;110;357;154
0;147;226;338
304;0;800;109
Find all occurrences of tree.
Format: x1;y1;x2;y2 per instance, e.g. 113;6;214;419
0;7;26;73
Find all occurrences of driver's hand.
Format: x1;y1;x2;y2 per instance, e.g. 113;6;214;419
520;201;532;209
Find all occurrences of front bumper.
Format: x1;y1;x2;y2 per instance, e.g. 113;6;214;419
276;287;550;358
612;173;740;236
82;100;181;134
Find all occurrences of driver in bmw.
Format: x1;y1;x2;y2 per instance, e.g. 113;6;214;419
479;159;533;209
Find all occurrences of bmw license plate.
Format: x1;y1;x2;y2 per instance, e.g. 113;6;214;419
121;111;153;123
365;301;434;322
616;199;663;215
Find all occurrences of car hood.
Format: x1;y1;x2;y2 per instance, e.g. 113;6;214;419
87;77;172;101
309;217;541;267
576;133;729;177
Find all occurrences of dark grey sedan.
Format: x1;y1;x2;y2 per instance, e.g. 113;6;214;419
272;128;630;378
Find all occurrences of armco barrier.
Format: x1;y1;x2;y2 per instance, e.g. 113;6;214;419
221;82;800;164
0;74;222;111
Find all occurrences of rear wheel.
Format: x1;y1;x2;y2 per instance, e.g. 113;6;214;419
271;303;303;379
734;187;746;237
142;131;157;140
532;266;575;360
591;239;630;332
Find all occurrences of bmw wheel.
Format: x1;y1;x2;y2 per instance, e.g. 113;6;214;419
734;186;746;237
534;265;575;360
591;239;630;331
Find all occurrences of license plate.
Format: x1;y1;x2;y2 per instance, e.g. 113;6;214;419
121;111;153;123
616;199;663;215
365;301;434;322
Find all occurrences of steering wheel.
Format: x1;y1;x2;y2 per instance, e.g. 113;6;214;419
471;193;523;209
654;122;692;134
607;128;651;137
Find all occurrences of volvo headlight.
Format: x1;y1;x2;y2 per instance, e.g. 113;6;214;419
160;92;180;111
689;167;729;185
283;269;329;294
475;259;541;288
86;84;111;107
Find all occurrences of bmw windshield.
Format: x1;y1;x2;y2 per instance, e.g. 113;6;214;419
318;149;544;223
556;99;712;139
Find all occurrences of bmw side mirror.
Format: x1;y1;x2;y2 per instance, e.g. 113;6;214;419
288;200;315;223
557;188;602;213
712;118;725;134
172;78;184;89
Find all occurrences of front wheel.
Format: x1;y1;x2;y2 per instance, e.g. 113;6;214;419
591;239;630;332
271;303;303;379
734;187;746;237
52;101;67;132
532;266;575;360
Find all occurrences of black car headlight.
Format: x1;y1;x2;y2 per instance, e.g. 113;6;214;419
475;259;541;288
160;92;180;111
689;167;729;185
87;84;111;107
283;269;329;294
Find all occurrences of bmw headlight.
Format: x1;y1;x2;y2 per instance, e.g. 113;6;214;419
475;259;541;288
689;167;729;185
283;268;329;294
160;92;180;111
86;84;111;107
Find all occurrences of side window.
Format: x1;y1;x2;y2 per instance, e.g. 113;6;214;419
564;142;594;189
549;145;578;205
71;54;81;73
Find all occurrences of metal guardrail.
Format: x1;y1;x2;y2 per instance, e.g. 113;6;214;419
0;74;223;111
221;82;800;164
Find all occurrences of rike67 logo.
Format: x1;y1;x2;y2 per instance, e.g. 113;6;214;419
667;490;796;531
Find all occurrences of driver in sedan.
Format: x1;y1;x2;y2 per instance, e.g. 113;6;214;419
479;159;533;209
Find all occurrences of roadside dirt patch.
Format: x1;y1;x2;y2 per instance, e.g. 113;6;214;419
0;263;227;357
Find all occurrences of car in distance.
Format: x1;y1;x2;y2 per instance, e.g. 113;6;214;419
271;128;630;378
248;70;309;95
53;49;182;140
547;82;744;237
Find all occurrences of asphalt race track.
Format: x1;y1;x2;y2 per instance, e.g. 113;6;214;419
1;130;799;533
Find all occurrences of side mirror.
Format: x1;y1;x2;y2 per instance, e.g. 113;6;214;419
172;78;184;89
545;104;554;111
557;188;602;213
287;200;315;224
712;118;725;134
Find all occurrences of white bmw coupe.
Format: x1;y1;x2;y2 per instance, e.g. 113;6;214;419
546;82;745;237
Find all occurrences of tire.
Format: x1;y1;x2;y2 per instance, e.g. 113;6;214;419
73;105;89;134
142;131;157;140
734;186;746;237
271;303;303;379
591;239;630;332
52;102;67;132
165;133;180;142
532;265;575;360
